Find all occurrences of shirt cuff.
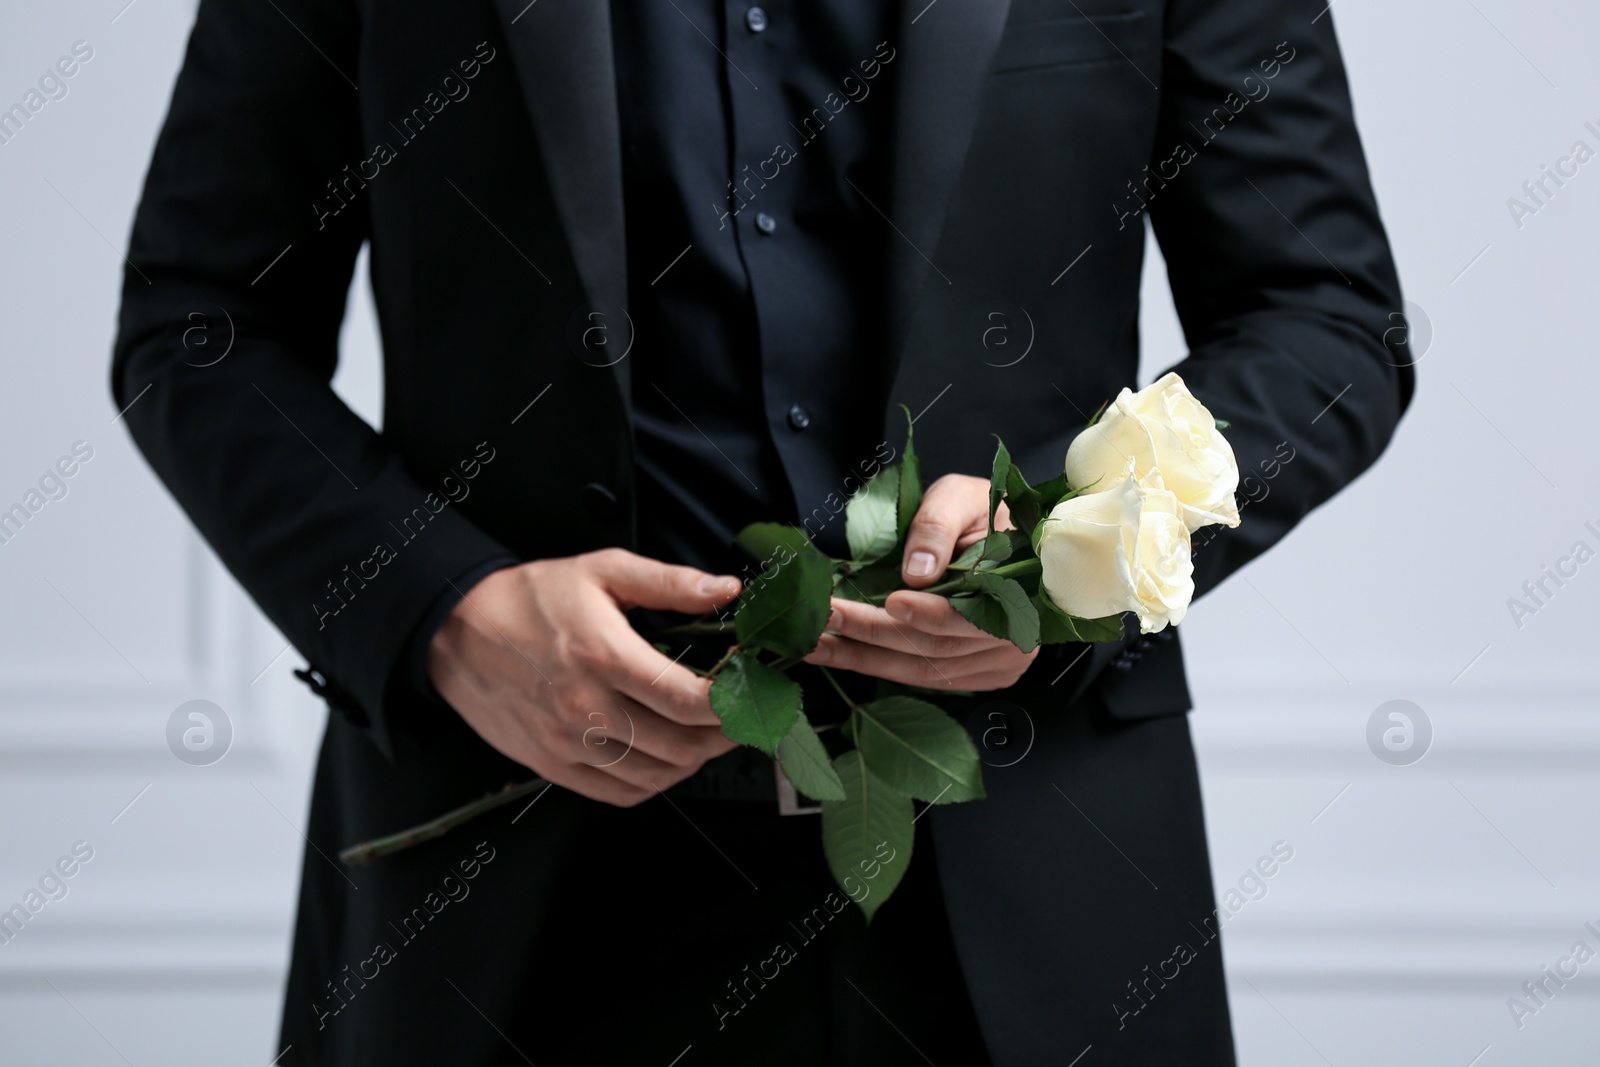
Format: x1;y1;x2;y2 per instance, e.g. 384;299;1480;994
401;556;521;705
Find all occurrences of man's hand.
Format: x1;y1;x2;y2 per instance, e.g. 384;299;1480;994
428;549;742;807
804;474;1039;690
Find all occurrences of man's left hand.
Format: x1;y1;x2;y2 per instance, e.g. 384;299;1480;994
803;474;1040;691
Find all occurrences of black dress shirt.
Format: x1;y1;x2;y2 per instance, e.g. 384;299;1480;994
613;0;899;574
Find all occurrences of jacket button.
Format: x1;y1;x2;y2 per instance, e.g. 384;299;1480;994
755;211;777;235
745;6;768;32
582;482;620;522
787;404;811;431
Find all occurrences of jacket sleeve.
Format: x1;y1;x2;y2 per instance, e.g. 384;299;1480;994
1144;3;1414;599
111;0;511;753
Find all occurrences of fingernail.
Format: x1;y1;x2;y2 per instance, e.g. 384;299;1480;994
699;575;737;596
827;609;842;630
906;550;937;578
809;638;831;664
888;600;912;623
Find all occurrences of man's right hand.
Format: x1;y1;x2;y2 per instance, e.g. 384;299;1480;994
427;548;743;807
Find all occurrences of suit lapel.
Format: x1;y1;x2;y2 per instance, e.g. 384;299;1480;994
492;0;631;405
884;0;1012;362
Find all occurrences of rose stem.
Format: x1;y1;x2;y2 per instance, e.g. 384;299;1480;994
337;778;551;866
700;644;740;680
892;557;1044;600
818;666;859;712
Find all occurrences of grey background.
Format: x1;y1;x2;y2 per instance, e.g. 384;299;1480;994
2;0;1597;1063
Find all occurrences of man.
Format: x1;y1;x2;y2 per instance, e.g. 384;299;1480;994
113;0;1410;1063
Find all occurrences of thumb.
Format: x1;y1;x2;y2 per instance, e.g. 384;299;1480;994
901;474;987;588
591;549;742;612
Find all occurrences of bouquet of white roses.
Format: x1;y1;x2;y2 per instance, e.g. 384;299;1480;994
689;371;1240;917
343;373;1241;920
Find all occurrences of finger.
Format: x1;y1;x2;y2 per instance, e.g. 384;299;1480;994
576;711;725;795
832;630;1030;681
542;762;655;808
883;590;1014;641
584;604;723;727
806;632;1036;689
590;548;743;613
818;597;997;659
495;693;724;804
569;697;736;770
578;733;680;781
808;632;955;687
593;744;702;793
610;637;723;728
901;475;991;588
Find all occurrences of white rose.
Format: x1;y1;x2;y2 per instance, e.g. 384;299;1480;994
1036;465;1196;634
1064;371;1240;531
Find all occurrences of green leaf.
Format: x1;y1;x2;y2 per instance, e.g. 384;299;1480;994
1214;417;1231;430
896;405;923;541
776;715;846;802
951;592;1010;644
977;574;1041;651
1003;464;1042;538
946;531;1025;572
709;651;803;755
1033;590;1079;645
1033;591;1128;644
1072;612;1128;643
980;529;1030;567
852;696;985;804
1030;514;1051;554
952;574;1040;653
735;551;834;657
734;522;819;562
1036;588;1075;646
834;555;904;603
988;438;1012;536
822;751;915;924
972;531;1011;566
846;465;901;564
947;539;989;571
1030;472;1071;511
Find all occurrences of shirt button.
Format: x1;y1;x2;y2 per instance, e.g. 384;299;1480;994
787;404;811;431
745;7;768;32
755;211;777;235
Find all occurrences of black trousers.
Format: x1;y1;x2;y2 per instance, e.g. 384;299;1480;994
495;792;992;1066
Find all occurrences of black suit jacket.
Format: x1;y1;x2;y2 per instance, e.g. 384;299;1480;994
112;0;1410;1063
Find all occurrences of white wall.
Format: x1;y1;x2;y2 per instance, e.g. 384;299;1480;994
1140;2;1600;1062
0;3;361;1061
1;1;1596;1064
